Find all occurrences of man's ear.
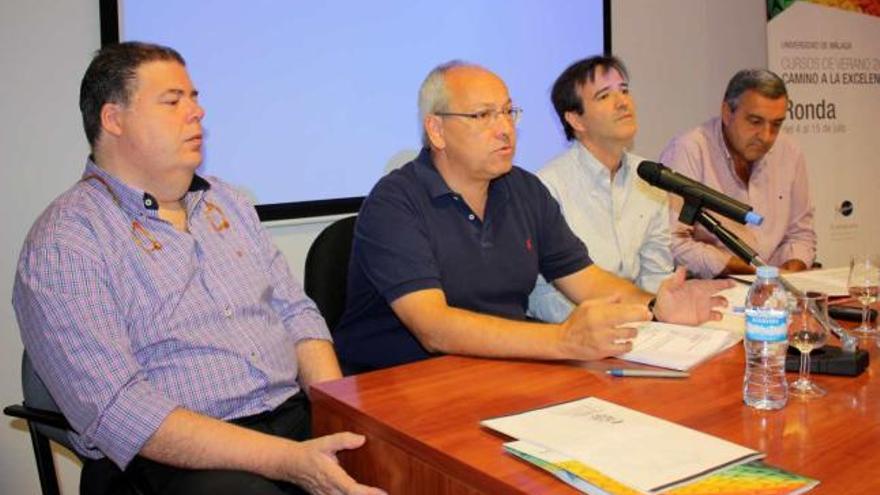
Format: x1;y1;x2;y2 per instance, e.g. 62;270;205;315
100;102;125;138
424;114;446;149
721;101;733;127
563;111;586;136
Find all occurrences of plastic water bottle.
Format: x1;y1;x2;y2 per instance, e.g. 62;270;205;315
743;265;789;410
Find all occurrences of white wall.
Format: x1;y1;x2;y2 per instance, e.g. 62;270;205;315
0;1;766;493
1;2;101;493
613;0;768;160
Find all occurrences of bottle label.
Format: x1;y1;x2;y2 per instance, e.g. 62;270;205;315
745;308;788;342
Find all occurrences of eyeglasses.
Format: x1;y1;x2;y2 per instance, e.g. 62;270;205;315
82;174;230;255
435;107;523;126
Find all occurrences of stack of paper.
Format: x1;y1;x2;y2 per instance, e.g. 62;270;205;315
482;397;791;494
714;283;750;315
710;266;853;336
731;266;850;297
619;322;740;371
504;440;818;495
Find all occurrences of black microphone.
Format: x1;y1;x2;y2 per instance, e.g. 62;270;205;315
636;161;763;226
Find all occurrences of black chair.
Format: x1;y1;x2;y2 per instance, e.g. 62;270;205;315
4;353;144;495
5;353;77;495
304;215;357;332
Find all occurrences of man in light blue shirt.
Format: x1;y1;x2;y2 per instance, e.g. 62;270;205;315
529;55;673;323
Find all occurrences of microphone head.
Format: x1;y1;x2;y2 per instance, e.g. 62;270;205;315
636;160;664;184
745;211;764;226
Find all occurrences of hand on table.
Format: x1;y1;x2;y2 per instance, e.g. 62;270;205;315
654;267;733;325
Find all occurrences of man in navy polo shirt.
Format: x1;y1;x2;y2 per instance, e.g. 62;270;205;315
334;61;732;374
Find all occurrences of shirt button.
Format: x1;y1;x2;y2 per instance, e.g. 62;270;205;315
468;214;475;221
144;198;154;207
453;196;460;201
223;306;233;318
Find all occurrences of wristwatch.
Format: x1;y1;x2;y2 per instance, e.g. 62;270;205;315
647;297;658;321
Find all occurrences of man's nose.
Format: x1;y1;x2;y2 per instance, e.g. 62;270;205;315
189;100;205;122
758;123;775;143
494;112;515;138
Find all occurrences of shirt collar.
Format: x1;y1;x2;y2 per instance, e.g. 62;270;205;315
574;141;631;187
412;148;454;199
713;116;773;179
182;175;211;213
411;147;511;206
82;158;211;216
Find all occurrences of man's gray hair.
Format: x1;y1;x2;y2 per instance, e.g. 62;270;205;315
418;60;484;146
723;69;788;112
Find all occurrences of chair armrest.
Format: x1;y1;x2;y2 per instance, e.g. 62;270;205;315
4;404;71;430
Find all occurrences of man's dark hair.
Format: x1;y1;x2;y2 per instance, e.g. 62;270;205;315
722;69;788;113
79;42;185;148
551;55;629;141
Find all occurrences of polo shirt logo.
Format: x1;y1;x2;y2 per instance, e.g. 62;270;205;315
525;238;533;251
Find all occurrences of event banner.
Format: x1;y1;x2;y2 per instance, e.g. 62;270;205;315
768;0;880;266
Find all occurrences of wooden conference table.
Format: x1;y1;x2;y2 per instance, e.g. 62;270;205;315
312;334;880;494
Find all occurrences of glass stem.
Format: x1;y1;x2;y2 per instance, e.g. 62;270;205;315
861;304;869;328
800;350;811;384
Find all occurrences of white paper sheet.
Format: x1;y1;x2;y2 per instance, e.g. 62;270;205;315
483;398;762;493
731;266;850;297
619;322;739;371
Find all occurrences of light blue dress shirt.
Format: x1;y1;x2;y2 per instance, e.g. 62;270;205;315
528;143;673;323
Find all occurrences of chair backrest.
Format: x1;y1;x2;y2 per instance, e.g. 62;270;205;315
21;353;72;448
13;353;145;495
304;215;357;331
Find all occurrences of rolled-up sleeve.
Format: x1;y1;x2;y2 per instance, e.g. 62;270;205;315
637;192;675;292
527;275;575;323
660;139;731;278
771;150;816;267
13;241;177;468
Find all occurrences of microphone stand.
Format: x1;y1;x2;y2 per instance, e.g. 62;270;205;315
678;198;858;352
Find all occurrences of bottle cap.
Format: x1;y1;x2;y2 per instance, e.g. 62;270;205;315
756;265;779;278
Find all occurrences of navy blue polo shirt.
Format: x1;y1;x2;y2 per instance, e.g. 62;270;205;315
334;148;591;373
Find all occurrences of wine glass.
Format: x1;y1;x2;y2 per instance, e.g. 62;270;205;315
788;292;829;398
847;254;880;336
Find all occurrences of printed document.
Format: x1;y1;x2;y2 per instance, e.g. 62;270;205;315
482;397;762;494
730;266;849;297
619;322;739;371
